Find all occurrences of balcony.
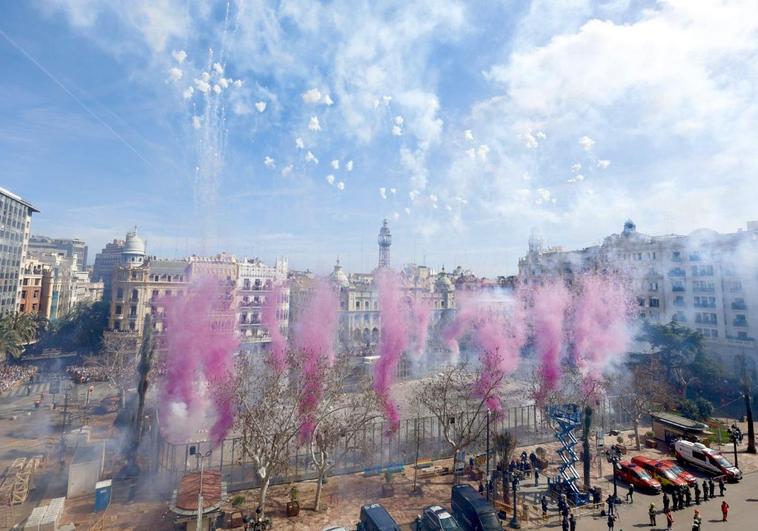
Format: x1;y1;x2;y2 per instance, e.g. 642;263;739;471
693;303;716;309
731;302;747;310
693;287;715;293
672;286;686;292
733;320;748;328
668;268;686;277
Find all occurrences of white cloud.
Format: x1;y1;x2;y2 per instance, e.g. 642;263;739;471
308;116;321;131
404;207;411;215
464;129;474;141
213;84;221;94
182;87;194;99
194;78;210;93
389;188;396;195
409;190;420;201
218;78;229;89
321;93;334;105
571;163;582;173
255;101;267;113
295;137;305;149
305;151;319;164
597;159;611;169
393;211;400;220
281;164;293;177
330;159;340;170
519;131;539;149
394;115;404;126
465;148;476;159
391;125;403;136
264;156;275;168
336;181;345;191
172;49;187;64
579;136;595;151
192;116;201;129
477;144;490;159
168;67;183;81
302;88;322;103
379;187;387;199
213;62;224;75
200;72;210;82
325;174;335;185
233;79;243;88
345;160;354;171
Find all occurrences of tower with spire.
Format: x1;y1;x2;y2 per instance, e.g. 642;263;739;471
377;219;392;269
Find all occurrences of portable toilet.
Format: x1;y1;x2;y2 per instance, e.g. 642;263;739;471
94;480;112;512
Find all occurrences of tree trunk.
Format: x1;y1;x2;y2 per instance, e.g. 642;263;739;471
745;390;756;454
633;419;641;451
314;470;326;511
119;387;126;410
583;405;592;490
452;446;460;485
259;477;271;515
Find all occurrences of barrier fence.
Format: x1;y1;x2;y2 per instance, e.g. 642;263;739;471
155;396;633;492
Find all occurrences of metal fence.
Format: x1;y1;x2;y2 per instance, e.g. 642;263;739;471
155;396;633;492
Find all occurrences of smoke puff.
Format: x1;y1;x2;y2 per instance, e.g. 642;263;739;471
532;282;570;406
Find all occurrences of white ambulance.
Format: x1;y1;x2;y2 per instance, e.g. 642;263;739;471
674;440;742;482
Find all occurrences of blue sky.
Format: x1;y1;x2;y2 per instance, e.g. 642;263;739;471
2;0;757;275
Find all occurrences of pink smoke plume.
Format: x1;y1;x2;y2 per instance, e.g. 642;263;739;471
573;273;633;400
375;269;410;433
531;281;571;406
409;296;432;358
160;277;238;446
293;279;338;441
471;296;526;413
262;283;287;373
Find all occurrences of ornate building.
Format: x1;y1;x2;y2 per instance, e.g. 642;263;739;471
518;220;758;363
0;186;37;316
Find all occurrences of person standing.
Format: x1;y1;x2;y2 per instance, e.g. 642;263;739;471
666;508;674;531
718;477;725;497
541;495;549;518
649;502;657;526
662;491;670;513
562;515;570;531
569;511;577;531
685;485;692;507
606;494;615;517
694;482;701;505
708;478;715;499
702;479;709;502
534;467;540;486
693;508;702;530
627;483;635;503
607;512;616;531
721;500;729;522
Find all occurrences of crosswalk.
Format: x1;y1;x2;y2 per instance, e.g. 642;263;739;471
1;382;49;399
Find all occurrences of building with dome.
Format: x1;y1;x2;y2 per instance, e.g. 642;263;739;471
518;220;758;364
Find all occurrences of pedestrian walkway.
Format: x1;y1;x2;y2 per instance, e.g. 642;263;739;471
2;382;49;398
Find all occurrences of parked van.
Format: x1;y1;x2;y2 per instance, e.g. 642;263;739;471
357;503;402;531
674;440;742;482
450;484;502;531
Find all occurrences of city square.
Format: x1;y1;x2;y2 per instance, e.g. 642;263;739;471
1;1;758;530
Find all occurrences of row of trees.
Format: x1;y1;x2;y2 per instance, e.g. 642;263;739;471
0;312;43;360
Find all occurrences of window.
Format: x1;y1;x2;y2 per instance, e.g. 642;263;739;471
116;287;123;299
649;281;658;291
355;301;360;309
131;289;139;301
638;297;645;307
114;321;121;331
129;305;137;317
649;298;660;308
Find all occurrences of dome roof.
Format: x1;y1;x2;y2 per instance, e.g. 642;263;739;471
330;259;349;288
123;229;146;256
435;271;453;291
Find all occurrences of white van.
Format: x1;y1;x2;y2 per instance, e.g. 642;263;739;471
674;440;742;482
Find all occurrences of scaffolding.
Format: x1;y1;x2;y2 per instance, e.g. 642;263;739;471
547;404;589;506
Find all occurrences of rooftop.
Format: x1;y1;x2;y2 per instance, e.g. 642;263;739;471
0;186;39;213
650;412;709;431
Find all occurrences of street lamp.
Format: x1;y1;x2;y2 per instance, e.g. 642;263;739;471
727;424;743;469
605;445;622;506
509;473;521;529
486;409;491;501
190;446;213;531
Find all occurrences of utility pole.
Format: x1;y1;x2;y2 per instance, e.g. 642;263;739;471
486;409;491;501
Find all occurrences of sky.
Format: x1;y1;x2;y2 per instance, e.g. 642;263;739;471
1;0;757;276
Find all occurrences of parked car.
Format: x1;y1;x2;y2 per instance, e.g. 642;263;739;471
416;505;463;530
657;459;698;486
631;456;689;490
674;440;742;482
614;461;662;493
450;484;502;531
357;504;402;531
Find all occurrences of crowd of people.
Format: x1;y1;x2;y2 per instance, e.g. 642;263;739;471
0;364;38;395
66;365;109;384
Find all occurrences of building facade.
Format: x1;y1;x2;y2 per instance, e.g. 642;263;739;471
0;187;38;316
28;235;88;268
518;220;758;362
92;238;126;298
20;258;53;318
237;257;289;355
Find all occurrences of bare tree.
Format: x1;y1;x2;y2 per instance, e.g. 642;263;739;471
618;360;677;450
92;332;139;408
309;373;380;511
415;363;504;484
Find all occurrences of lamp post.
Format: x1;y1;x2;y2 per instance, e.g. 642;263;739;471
728;425;743;469
606;445;622;505
509;473;521;529
191;447;213;531
486;409;491;501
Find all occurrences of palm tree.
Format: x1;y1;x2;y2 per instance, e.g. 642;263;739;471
5;313;39;344
0;325;22;361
